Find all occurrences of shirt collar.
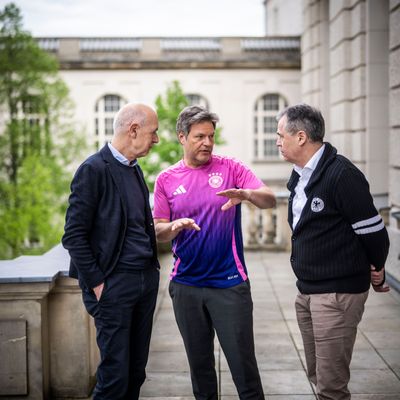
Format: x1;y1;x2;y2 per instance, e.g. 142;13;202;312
108;142;137;167
294;144;325;176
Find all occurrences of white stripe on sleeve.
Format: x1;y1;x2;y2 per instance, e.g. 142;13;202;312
353;221;385;235
352;214;382;229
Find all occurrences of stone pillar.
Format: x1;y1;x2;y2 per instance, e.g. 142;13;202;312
245;202;259;247
263;208;275;245
275;197;291;251
58;39;80;61
48;276;98;398
0;282;53;400
365;0;389;193
387;0;400;283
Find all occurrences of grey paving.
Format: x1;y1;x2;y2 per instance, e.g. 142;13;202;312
139;250;400;399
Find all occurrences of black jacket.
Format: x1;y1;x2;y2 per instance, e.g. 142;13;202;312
287;142;389;294
62;145;159;289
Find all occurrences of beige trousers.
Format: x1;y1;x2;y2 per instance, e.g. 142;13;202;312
295;291;369;400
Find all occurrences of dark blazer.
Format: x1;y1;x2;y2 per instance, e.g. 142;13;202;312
62;144;159;289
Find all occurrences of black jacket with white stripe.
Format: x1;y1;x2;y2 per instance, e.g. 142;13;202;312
287;142;390;294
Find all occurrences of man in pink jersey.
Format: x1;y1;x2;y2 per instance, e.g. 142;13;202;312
153;105;276;400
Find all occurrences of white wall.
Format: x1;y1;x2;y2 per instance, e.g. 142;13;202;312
60;68;301;185
265;0;303;35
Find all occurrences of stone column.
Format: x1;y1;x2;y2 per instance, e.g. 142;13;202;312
0;282;53;400
263;208;275;245
48;276;98;398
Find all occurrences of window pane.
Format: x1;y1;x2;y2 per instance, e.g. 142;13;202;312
104;95;121;112
263;116;276;133
105;118;114;135
254;93;285;160
185;93;209;109
264;94;279;111
263;139;279;157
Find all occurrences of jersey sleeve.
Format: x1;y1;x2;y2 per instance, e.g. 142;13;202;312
153;173;171;220
334;166;390;270
231;158;264;189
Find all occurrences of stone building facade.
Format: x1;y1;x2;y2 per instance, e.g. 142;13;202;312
35;0;399;282
300;0;400;284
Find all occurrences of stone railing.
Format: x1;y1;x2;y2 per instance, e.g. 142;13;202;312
35;36;301;69
243;192;291;251
0;245;98;399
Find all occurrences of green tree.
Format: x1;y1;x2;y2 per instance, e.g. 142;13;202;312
140;80;224;191
0;3;85;258
139;81;189;191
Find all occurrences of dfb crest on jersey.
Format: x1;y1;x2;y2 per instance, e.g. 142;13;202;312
208;172;223;188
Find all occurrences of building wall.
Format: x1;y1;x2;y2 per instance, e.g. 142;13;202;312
60;68;301;185
302;0;400;281
388;0;400;282
265;0;303;35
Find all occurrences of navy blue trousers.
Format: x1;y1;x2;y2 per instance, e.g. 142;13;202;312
81;268;159;400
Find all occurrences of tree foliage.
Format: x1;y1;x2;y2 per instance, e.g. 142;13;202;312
0;3;85;259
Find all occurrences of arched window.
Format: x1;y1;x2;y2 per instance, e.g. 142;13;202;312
185;93;209;109
253;94;287;160
94;94;126;149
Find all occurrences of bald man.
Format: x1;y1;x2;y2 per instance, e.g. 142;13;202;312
63;103;160;400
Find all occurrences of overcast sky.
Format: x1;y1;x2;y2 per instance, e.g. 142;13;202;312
3;0;266;37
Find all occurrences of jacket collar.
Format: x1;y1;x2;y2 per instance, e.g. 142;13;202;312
287;142;337;193
100;143;115;164
304;142;336;195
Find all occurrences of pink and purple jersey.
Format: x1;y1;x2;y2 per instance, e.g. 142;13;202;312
153;155;263;288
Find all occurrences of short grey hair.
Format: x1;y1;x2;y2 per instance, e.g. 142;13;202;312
277;103;325;143
113;103;147;135
176;105;219;138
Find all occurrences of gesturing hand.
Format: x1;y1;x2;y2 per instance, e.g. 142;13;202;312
216;189;250;211
171;218;201;233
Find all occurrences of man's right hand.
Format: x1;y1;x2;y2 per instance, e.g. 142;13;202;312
93;282;104;301
154;218;201;243
171;218;201;233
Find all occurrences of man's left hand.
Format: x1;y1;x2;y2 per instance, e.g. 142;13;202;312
371;265;390;292
217;188;250;211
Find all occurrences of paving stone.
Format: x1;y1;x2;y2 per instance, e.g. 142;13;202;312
142;251;400;399
362;331;400;350
149;333;186;352
220;370;313;395
350;396;400;399
359;317;400;332
378;349;400;376
146;351;190;372
349;369;400;394
350;349;388;369
140;372;193;397
253;319;289;334
220;397;316;400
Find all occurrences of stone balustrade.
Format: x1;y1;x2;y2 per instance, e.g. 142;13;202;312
0;245;98;400
243;192;291;251
35;36;301;69
1;193;398;399
0;198;294;399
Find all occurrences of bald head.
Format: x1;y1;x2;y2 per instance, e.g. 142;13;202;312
113;103;156;137
111;103;159;161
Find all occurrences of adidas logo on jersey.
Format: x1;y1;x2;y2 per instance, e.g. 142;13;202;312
173;185;187;195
